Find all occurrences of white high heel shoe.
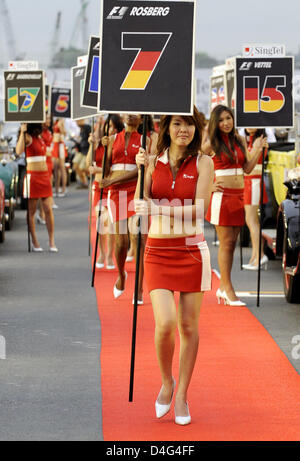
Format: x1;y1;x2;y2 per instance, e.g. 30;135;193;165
175;403;191;426
36;215;46;225
155;378;176;419
223;291;246;307
243;255;269;271
32;245;44;253
216;288;225;304
113;271;128;299
96;262;105;269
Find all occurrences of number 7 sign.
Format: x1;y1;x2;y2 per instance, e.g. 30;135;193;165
99;0;195;115
120;32;172;91
236;57;294;128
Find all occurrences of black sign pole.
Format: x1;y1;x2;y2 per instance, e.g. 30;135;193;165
129;114;147;403
240;230;244;271
23;131;31;253
91;115;111;288
88;118;96;256
257;148;267;308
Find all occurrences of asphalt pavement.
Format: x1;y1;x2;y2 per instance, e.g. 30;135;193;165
0;185;299;441
0;186;102;441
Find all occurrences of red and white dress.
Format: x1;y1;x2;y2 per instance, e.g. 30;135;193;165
107;130;141;223
244;135;268;206
206;136;246;227
24;136;53;199
52;122;67;160
144;150;212;293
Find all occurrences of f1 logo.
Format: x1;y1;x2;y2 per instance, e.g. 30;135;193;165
239;62;253;71
107;6;128;19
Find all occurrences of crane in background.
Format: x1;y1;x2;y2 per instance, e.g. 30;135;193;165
69;0;89;51
0;0;22;61
49;11;62;67
50;0;90;68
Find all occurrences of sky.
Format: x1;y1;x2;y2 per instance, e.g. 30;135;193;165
0;0;299;65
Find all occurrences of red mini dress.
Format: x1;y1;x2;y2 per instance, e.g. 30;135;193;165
24;136;52;199
107;130;141;223
144;150;212;294
52;122;67;159
244;135;268;206
206;137;246;227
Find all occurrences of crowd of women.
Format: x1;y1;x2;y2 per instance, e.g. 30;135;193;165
16;106;272;426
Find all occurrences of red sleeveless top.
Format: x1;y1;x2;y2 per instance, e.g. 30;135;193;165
42;129;53;148
151;150;199;204
27;136;46;158
95;145;104;168
213;135;246;171
247;135;263;165
112;130;142;165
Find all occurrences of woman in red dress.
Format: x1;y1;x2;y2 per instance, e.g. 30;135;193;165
52;118;67;198
16;123;58;252
135;108;214;425
100;114;148;303
203;105;267;306
241;128;270;270
87;115;124;269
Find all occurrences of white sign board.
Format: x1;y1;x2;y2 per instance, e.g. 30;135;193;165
8;61;39;71
212;64;227;76
243;44;286;58
77;55;88;66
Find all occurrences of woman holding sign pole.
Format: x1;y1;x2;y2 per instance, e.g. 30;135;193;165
100;114;148;303
16;123;58;253
203;105;267;306
135;108;214;425
87;115;124;269
240;128;274;270
52;119;67;198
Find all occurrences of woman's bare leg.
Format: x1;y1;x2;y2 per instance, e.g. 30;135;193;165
28;199;39;248
216;225;241;301
245;205;262;265
150;289;177;404
175;292;203;416
42;197;56;248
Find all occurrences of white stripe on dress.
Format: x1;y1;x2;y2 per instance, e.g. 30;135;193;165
210;192;223;225
107;190;114;224
23;174;31;199
251;178;261;206
197;241;212;292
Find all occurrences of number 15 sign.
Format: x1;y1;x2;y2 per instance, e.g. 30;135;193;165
99;0;196;115
235;57;294;128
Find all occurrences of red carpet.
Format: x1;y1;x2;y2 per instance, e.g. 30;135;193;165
92;229;300;441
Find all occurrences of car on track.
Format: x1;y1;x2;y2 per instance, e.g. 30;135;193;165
0;136;19;229
275;168;300;303
261;144;300;303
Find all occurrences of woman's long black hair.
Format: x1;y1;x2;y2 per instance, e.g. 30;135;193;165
208;105;246;162
26;123;43;137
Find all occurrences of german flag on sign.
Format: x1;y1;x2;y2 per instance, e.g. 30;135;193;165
121;51;161;90
120;32;172;91
244;76;259;113
260;76;286;113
